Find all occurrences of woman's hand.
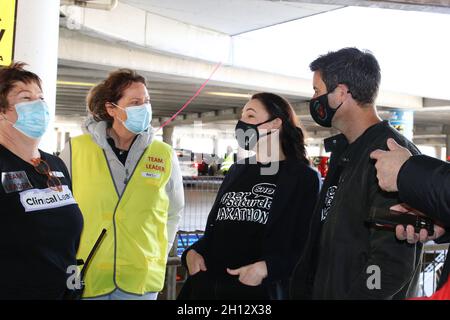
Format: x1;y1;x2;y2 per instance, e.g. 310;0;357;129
227;261;268;286
186;249;207;276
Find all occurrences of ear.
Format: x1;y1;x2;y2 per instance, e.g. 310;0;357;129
105;102;116;118
272;117;282;130
336;83;350;99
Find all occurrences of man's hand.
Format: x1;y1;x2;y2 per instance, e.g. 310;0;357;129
227;261;268;286
390;203;446;244
370;138;412;192
186;249;207;276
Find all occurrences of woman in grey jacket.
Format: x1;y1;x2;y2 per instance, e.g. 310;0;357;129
60;68;184;300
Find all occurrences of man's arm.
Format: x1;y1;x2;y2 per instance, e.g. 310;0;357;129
434;229;450;244
397;155;450;226
371;139;449;243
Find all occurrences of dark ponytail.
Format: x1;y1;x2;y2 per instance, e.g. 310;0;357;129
251;92;309;165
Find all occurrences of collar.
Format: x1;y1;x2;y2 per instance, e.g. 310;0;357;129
324;120;389;153
324;134;348;153
84;116;154;151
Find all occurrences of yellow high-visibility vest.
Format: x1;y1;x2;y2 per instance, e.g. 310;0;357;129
221;153;234;172
71;134;172;297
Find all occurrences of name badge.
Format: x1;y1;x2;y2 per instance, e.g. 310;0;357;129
50;171;65;178
142;172;161;179
19;185;77;212
1;171;33;193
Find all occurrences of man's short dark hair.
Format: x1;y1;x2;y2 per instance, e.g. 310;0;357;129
310;47;381;106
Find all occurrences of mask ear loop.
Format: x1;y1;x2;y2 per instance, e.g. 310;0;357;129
0;113;14;126
334;86;353;111
109;102;127;125
257;116;279;139
258;100;286;136
334;89;352;112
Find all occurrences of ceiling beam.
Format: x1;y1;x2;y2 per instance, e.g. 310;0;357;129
279;0;450;13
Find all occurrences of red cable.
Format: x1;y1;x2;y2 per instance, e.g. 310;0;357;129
157;62;223;131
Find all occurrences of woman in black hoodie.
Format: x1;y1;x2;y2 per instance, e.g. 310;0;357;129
178;92;321;300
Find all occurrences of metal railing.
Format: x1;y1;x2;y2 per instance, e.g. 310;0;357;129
161;176;450;300
161;241;450;300
417;243;449;297
179;176;224;232
160;176;219;300
160;231;204;300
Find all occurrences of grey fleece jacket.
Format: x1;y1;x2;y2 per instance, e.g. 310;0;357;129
60;117;184;252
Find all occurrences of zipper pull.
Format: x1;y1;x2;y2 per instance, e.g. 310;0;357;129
124;168;129;184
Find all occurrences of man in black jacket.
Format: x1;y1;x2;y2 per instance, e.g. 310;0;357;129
291;48;422;300
370;138;450;290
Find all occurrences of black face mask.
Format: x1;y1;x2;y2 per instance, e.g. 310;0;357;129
309;93;343;128
235;118;276;151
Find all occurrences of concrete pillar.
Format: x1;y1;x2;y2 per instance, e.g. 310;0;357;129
435;146;442;161
319;143;325;156
162;126;174;146
445;125;450;161
446;136;450;161
14;0;61;153
212;136;219;156
389;110;414;141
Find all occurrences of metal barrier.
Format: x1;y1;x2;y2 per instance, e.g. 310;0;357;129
161;176;450;299
160;231;205;300
418;243;449;297
164;256;182;300
176;231;205;257
161;176;221;299
161;241;449;300
179;176;224;231
161;241;450;300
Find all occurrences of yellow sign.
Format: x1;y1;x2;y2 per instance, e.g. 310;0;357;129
0;0;17;66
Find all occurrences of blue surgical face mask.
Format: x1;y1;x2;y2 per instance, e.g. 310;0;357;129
113;102;152;134
4;99;51;139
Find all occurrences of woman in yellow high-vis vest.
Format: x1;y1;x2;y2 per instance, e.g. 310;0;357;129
60;69;184;300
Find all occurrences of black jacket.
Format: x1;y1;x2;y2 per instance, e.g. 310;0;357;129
291;121;423;300
398;155;450;290
181;157;321;299
398;155;450;226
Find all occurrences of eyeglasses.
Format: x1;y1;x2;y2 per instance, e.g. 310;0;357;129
31;158;63;192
